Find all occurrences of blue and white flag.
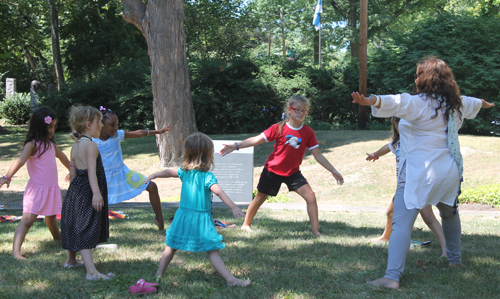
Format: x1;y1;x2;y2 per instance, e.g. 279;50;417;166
313;0;322;31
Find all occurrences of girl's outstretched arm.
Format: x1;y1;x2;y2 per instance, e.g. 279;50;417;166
366;144;391;162
210;183;245;218
0;141;35;188
124;126;171;139
310;148;344;185
219;134;266;156
55;144;71;170
145;169;179;183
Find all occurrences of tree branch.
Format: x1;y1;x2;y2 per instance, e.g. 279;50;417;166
329;0;347;16
121;0;146;33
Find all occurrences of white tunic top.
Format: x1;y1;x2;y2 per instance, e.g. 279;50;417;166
372;93;482;210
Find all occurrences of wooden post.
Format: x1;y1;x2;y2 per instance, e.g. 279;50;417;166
268;30;271;56
280;8;285;57
358;0;368;129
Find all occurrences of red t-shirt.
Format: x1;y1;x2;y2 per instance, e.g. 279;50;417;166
262;122;319;177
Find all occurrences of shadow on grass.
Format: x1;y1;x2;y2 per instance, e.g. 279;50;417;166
1;208;499;298
0;125;391;165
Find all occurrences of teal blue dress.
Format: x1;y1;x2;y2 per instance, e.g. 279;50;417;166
166;167;225;252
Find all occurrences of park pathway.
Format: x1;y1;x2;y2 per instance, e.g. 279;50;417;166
2;202;499;217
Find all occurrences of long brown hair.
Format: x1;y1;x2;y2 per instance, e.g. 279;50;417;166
181;133;214;172
278;94;310;135
24;106;57;158
391;117;401;148
415;57;463;123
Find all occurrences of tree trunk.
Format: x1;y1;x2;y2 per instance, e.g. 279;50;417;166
49;0;65;91
358;0;367;129
122;0;197;166
348;0;359;60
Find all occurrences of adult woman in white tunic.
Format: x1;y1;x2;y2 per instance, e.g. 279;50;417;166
352;57;495;289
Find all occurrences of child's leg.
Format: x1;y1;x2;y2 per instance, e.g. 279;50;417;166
371;201;394;242
241;191;268;232
419;205;447;257
295;184;320;235
12;213;39;260
65;251;79;265
436;203;461;265
155;246;177;277
80;248;113;280
146;181;164;230
207;250;251;287
44;215;61;241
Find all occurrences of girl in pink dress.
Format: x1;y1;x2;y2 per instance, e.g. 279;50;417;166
0;107;72;261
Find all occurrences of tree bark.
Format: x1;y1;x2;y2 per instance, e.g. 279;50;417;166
358;0;367;129
348;0;359;60
122;0;197;166
49;0;65;91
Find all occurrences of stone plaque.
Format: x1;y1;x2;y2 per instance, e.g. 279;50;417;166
6;78;16;96
212;140;254;203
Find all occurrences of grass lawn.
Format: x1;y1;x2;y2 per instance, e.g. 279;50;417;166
0;208;499;298
1;125;500;206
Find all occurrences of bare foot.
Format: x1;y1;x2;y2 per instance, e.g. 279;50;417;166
313;232;322;236
440;254;448;259
241;225;253;232
227;278;251;287
366;277;399;289
370;236;389;243
154;218;165;230
12;252;26;260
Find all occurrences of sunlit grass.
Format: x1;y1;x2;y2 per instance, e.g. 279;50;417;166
0;208;499;298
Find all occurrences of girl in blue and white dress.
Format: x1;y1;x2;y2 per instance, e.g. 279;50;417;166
146;133;250;287
92;107;170;230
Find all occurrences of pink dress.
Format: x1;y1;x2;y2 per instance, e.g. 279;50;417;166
23;141;62;215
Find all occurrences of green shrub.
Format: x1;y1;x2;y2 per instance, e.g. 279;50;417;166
39;58;153;131
369;13;500;135
459;184;500;207
0;92;31;125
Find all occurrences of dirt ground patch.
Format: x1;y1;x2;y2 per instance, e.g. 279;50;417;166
458;203;499;211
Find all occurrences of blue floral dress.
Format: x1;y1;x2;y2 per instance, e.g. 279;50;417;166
93;130;148;204
166;167;225;252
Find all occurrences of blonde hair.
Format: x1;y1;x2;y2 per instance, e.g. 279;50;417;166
278;94;310;135
181;133;215;172
68;105;102;140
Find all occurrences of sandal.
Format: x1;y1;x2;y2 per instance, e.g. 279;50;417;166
129;285;157;295
134;278;159;288
64;262;84;269
86;273;115;281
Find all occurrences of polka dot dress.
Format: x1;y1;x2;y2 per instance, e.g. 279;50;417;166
61;147;109;252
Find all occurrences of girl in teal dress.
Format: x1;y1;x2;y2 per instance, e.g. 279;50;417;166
146;133;251;287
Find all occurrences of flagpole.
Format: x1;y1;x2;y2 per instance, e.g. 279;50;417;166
319;18;321;69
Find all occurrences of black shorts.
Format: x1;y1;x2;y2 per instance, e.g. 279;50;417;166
257;168;308;197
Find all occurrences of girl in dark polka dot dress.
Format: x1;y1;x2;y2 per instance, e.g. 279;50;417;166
61;106;114;281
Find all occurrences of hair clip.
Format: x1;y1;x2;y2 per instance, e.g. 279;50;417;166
44;116;52;124
100;106;106;111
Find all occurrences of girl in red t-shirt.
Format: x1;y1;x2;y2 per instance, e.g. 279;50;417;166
219;95;343;235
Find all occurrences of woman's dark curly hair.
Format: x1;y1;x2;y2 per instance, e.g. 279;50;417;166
416;57;463;123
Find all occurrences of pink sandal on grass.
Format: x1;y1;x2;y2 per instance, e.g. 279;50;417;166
129;279;158;295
